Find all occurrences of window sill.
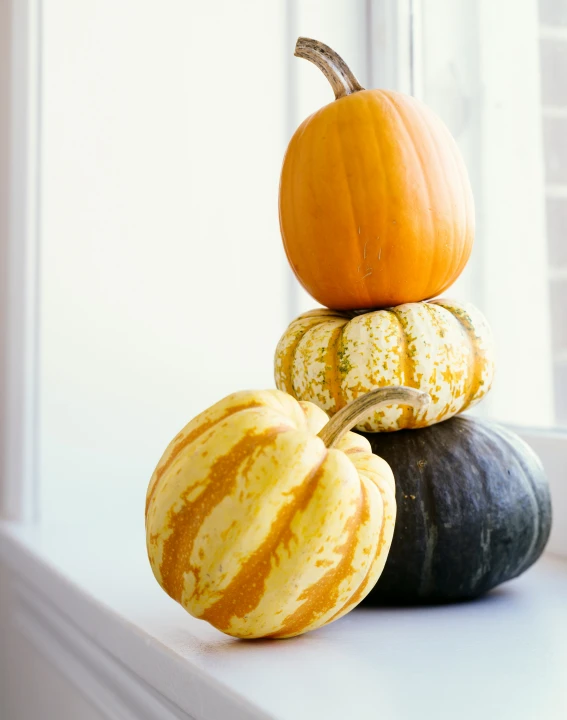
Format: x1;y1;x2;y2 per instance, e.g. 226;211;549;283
1;520;567;720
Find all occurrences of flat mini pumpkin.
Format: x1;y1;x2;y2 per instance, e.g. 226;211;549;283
145;387;427;639
275;299;494;432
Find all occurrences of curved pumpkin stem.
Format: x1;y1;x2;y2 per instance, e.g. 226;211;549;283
295;37;364;100
318;387;430;448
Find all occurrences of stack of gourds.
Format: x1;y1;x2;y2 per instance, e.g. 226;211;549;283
145;39;551;640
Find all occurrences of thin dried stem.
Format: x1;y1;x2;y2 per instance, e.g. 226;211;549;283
318;387;430;448
294;37;364;100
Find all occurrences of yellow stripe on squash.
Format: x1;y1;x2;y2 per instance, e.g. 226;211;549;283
145;388;425;639
274;299;494;432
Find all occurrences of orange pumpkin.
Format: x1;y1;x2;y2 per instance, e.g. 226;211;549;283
279;38;475;311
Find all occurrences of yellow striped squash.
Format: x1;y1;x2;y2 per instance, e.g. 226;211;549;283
145;387;426;639
275;299;494;432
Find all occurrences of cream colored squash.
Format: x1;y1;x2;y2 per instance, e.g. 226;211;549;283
145;387;427;639
274;299;494;432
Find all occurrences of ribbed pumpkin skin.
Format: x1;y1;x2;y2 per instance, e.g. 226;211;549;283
279;89;474;310
145;389;396;639
275;299;494;432
357;415;552;603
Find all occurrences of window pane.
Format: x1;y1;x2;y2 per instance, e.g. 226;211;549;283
419;0;563;428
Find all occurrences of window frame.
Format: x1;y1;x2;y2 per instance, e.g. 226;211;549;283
0;0;41;523
0;0;565;559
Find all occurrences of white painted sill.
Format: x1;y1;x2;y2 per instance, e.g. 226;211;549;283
1;520;566;720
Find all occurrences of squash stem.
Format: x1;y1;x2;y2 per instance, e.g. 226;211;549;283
318;387;430;448
294;37;364;100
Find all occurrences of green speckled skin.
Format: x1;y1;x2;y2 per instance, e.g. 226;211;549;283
275;300;494;432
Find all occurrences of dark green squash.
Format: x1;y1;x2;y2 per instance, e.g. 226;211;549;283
357;414;552;604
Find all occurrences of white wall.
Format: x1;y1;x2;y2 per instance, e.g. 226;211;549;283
39;0;291;523
37;0;370;524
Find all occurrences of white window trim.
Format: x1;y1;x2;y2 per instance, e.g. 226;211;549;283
513;425;567;557
1;520;566;720
1;0;41;523
0;523;256;720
